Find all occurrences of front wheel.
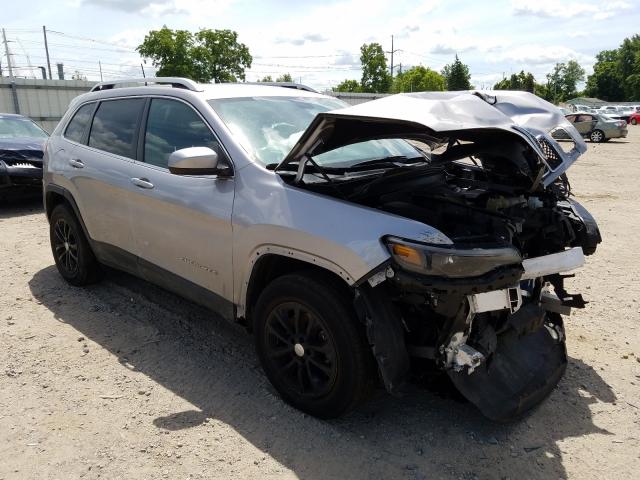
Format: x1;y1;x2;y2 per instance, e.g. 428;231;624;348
590;129;605;143
254;272;376;418
631;118;637;125
49;203;102;286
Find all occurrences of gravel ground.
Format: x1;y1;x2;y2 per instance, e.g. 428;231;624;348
1;128;639;480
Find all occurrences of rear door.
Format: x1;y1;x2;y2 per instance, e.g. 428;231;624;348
126;97;235;306
69;97;146;264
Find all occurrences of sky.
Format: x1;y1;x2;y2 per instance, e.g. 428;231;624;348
2;0;639;91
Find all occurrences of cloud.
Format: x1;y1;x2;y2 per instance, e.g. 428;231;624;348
430;44;475;55
275;33;329;46
82;0;233;16
511;0;632;19
333;51;359;66
489;44;594;67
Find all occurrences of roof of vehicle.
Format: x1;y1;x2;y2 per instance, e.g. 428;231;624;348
201;83;326;100
0;113;28;119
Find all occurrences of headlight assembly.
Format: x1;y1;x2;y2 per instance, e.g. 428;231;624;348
385;236;522;278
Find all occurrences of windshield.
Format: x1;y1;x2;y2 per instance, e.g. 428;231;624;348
208;96;421;167
0;116;48;139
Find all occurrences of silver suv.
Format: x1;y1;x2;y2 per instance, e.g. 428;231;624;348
44;78;601;421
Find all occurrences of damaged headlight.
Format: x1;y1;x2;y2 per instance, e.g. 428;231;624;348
385;236;522;278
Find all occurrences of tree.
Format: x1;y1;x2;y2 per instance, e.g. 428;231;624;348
333;79;361;92
137;26;252;83
392;66;445;92
360;43;391;93
545;60;585;103
258;75;273;82
585;36;640;101
276;73;293;82
441;55;472;91
585;54;624;101
493;70;536;92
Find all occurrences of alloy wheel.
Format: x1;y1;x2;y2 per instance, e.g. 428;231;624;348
263;301;338;398
590;130;604;142
53;218;79;274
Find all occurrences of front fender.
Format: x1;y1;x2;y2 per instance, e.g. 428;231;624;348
231;163;452;313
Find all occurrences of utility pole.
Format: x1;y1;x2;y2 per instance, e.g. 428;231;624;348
43;26;52;80
2;28;14;79
99;61;103;82
386;35;400;79
140;63;146;78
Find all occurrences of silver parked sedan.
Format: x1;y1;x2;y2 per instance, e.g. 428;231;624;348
565;112;628;142
43;79;601;421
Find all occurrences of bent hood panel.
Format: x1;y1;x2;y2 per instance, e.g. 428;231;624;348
279;91;586;187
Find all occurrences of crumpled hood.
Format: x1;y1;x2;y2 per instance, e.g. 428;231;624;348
278;90;586;188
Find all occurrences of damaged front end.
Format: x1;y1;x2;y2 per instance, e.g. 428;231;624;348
276;91;602;421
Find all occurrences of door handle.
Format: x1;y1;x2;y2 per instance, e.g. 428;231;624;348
68;158;84;168
131;177;154;189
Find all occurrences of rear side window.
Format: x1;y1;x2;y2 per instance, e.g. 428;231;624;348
64;103;94;143
89;98;145;159
144;98;220;168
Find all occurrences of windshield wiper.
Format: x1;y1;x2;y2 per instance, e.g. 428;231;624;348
346;155;428;170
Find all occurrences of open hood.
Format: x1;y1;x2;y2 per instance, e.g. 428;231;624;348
277;91;586;188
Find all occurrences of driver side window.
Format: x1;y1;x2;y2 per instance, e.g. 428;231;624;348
143;98;223;169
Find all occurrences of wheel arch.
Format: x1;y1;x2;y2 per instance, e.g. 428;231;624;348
44;184;92;244
239;249;355;330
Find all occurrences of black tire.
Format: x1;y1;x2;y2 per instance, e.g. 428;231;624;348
590;129;605;143
49;203;102;286
254;272;376;418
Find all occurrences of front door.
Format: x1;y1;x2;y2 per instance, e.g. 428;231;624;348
126;97;235;308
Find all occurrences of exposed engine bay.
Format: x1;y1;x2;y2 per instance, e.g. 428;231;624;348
275;102;601;420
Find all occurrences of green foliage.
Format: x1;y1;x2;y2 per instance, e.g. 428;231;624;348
392;66;445;92
544;60;585;103
585;35;640;101
137;26;252;83
493;70;536;92
333;79;361;92
441;55;472;91
258;75;273;82
360;43;391;93
276;73;294;82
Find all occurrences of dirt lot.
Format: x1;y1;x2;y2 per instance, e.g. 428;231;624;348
1;129;639;480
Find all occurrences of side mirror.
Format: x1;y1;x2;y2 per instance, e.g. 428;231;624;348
168;147;219;175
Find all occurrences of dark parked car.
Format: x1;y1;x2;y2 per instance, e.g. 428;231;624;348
0;113;49;199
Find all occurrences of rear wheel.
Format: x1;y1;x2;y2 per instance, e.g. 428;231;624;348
590;129;605;143
254;272;376;418
631;118;637;125
50;203;102;286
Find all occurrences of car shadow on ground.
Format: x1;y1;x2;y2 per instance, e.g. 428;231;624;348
0;196;43;219
29;265;615;480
